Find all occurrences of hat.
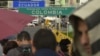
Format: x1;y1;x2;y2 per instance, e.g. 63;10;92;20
69;0;100;30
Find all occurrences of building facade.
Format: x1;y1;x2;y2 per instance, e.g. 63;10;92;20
45;0;78;7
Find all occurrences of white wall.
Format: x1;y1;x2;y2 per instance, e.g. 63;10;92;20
80;0;88;5
7;1;13;8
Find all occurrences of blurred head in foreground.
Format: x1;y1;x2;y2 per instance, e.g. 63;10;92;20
69;15;91;56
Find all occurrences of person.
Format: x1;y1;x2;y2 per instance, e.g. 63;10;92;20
69;15;91;56
0;43;3;56
32;29;59;56
0;39;9;56
3;41;18;55
7;31;32;56
0;39;8;47
56;44;65;56
59;39;71;56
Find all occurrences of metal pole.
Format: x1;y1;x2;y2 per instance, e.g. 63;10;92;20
67;17;69;36
59;15;61;31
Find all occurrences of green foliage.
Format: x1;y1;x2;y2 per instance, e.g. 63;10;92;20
68;32;73;38
62;32;73;38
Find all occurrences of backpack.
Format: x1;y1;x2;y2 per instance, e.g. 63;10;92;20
17;45;33;56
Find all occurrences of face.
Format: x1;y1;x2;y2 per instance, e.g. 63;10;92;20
56;45;61;52
17;40;31;46
32;45;36;54
32;41;36;54
78;21;91;55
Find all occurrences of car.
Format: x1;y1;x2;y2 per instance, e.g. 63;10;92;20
27;23;35;27
32;18;39;25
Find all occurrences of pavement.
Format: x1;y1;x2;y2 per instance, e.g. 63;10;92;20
8;25;42;40
8;24;72;43
23;25;42;39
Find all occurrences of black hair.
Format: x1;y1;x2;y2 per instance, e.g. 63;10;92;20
69;14;85;30
3;41;18;55
17;31;31;41
59;39;71;52
33;29;57;51
69;14;87;39
0;39;8;47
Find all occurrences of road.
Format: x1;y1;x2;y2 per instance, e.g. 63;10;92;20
23;25;42;39
8;25;42;40
8;24;71;41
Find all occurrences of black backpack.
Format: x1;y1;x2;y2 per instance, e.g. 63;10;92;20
17;45;33;56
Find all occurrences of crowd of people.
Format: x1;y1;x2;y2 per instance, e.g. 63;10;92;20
0;12;94;56
0;28;71;56
0;13;93;56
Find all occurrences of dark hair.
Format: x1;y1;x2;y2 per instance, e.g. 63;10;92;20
69;15;87;39
59;39;71;52
3;41;18;55
0;39;8;47
17;31;31;41
33;29;57;51
69;15;85;30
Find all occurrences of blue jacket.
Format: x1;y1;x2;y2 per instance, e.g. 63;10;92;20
34;49;59;56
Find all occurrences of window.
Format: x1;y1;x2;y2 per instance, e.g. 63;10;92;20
50;0;55;1
50;0;55;4
0;1;8;8
49;0;55;6
76;0;80;3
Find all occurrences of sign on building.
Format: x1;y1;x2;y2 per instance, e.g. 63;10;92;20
13;1;45;8
18;7;75;15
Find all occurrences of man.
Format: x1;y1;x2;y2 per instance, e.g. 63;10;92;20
32;29;58;56
7;31;32;56
69;15;91;56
